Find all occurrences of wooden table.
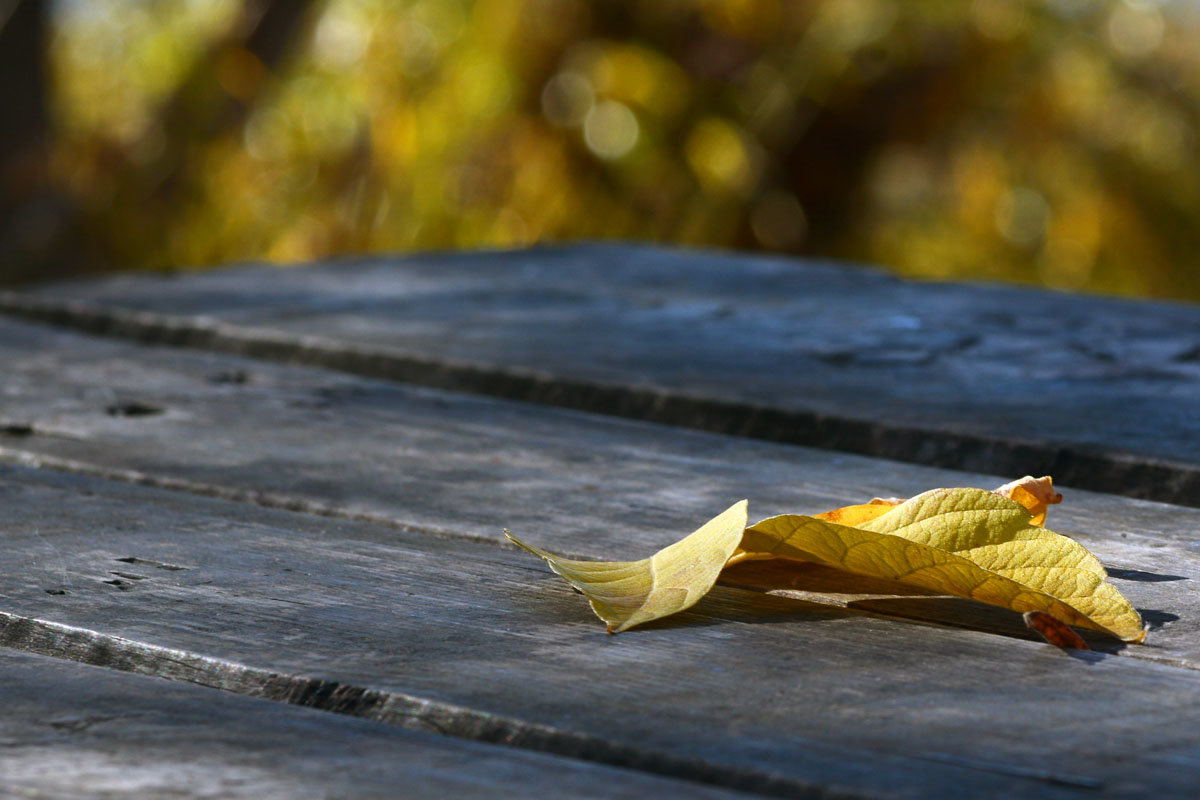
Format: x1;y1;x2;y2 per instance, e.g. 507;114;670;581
1;244;1197;798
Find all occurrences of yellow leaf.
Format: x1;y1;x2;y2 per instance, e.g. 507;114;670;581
743;488;1145;641
504;500;748;633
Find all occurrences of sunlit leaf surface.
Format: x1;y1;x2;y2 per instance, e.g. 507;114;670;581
744;488;1144;642
505;500;748;632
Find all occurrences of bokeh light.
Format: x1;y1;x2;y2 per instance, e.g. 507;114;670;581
0;0;1195;301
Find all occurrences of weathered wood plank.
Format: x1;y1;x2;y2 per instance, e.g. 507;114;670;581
3;245;1198;504
3;463;1200;799
0;647;756;800
0;317;1196;667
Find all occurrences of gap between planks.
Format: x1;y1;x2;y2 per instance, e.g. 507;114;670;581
0;611;913;800
1;291;1196;508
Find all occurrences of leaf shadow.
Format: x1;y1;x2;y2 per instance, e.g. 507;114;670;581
633;586;856;633
1108;568;1188;583
1139;609;1180;630
618;562;1155;661
704;560;1129;660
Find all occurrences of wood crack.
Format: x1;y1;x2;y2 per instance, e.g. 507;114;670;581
0;444;495;549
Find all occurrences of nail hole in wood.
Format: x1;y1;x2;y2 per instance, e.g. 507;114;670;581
106;402;164;418
109;571;147;581
208;370;249;385
115;557;187;571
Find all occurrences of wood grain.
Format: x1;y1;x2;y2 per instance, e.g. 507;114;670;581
5;250;1199;799
3;244;1198;504
3;464;1200;799
0;648;760;800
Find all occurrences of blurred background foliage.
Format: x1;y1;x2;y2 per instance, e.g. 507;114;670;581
2;0;1199;300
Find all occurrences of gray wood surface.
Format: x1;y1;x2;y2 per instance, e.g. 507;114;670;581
0;317;1195;666
3;463;1200;799
0;648;757;800
3;244;1198;504
3;255;1199;800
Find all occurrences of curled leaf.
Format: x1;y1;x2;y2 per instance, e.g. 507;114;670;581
742;488;1145;642
993;475;1062;526
505;500;748;633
